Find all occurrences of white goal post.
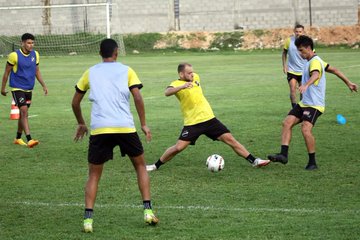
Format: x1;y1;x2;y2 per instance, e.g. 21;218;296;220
0;2;125;56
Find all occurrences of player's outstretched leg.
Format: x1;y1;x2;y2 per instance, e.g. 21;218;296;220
252;158;271;167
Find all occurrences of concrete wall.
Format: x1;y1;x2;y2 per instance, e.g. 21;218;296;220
0;0;358;35
176;0;358;31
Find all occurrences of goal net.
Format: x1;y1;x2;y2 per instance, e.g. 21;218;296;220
0;2;125;56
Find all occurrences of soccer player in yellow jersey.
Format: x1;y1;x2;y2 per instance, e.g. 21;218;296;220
1;33;48;148
146;63;270;172
268;36;358;170
282;24;306;108
72;39;158;232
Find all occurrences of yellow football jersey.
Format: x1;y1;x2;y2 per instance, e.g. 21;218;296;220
169;73;215;126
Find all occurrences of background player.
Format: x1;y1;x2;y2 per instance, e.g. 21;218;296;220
282;24;306;108
1;33;48;148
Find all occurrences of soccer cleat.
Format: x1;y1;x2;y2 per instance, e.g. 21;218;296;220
146;164;157;172
267;153;288;164
144;209;159;226
305;164;318;170
83;218;93;233
27;139;39;148
252;158;271;168
14;138;27;146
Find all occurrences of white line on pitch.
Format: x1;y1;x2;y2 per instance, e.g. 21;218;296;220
5;201;359;215
340;64;360;69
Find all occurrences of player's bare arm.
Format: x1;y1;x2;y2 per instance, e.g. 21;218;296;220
164;82;193;96
1;63;12;96
72;91;88;141
35;66;48;95
326;65;358;92
131;87;152;143
298;70;320;94
282;49;288;74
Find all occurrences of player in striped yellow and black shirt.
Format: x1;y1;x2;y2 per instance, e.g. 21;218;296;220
146;63;271;172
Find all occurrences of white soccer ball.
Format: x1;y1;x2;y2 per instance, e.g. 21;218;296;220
206;154;224;172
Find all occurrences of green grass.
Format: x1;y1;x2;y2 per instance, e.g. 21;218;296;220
0;49;359;239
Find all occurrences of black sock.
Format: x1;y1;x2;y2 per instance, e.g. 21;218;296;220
308;152;316;165
292;103;297;109
84;208;93;219
26;135;32;141
143;200;152;209
16;132;22;139
245;154;256;164
155;159;164;169
280;145;289;157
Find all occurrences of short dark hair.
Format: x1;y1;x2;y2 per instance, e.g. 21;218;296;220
294;24;304;29
21;33;35;42
295;35;314;50
100;38;118;58
178;63;192;73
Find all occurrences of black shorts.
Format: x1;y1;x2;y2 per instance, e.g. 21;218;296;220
12;90;32;108
179;118;230;145
88;132;144;165
288;104;322;126
287;73;302;84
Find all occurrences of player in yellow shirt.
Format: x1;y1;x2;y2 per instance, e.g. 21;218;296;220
1;33;48;148
147;63;270;172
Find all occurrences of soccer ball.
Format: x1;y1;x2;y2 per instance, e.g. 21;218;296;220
206;154;224;172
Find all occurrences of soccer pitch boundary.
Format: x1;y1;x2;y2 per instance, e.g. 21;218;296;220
5;200;359;215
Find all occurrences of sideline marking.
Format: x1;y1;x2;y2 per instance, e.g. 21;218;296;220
5;200;359;215
341;64;360;69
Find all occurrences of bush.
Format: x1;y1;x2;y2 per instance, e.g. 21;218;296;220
123;33;162;52
209;31;244;50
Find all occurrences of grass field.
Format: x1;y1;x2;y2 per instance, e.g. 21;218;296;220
0;49;359;240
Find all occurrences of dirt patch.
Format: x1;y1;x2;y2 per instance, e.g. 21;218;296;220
154;32;215;50
242;25;360;49
154;25;360;50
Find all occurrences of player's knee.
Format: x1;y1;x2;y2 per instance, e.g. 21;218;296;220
174;144;186;153
19;108;28;117
223;134;237;146
282;119;292;129
301;123;312;136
